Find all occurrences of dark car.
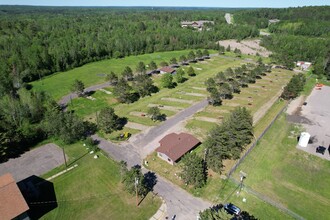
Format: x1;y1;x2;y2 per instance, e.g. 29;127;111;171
316;146;326;155
224;203;241;215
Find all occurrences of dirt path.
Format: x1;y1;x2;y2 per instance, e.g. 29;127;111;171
161;97;194;104
253;89;282;125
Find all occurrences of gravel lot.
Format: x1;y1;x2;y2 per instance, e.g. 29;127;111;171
293;86;330;160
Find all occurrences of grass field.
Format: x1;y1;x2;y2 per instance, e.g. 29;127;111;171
40;142;161;219
32;50;216;100
231;114;330;219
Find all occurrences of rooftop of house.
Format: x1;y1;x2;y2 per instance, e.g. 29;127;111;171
159;66;176;73
156;133;200;162
0;173;29;220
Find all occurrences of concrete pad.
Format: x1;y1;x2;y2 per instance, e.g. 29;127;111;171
184;93;207;97
161;97;194;104
0;143;64;182
195;116;221;123
125;122;150;131
130;111;148;117
148;104;183;112
192;87;206;91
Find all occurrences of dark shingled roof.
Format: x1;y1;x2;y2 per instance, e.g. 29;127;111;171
156;133;200;162
0;173;29;220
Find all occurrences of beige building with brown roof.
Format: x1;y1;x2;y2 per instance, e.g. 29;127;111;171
156;133;200;165
0;173;29;220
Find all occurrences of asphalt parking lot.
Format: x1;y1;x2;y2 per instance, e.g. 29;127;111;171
0;143;64;181
295;86;330;160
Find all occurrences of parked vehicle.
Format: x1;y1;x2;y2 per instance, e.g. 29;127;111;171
224;203;241;215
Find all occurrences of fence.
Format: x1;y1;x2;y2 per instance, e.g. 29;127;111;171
227;101;289;177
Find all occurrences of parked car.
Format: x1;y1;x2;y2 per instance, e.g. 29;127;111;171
316;146;326;155
224;203;241;215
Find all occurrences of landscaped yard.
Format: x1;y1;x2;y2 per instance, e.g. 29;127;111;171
40;142;161;220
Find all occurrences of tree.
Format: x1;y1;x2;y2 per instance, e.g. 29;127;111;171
179;55;187;63
122;165;146;196
159;61;169;67
202;49;210;57
113;78;137;103
44;109;91;144
175;68;185;83
161;73;174;88
170;57;177;64
199;204;225;220
147;106;166;121
218;46;225;54
97;107;122;133
122;66;134;81
106;71;118;85
234;48;242;57
71;79;85;97
188;51;196;61
226;45;231;52
218;82;233;99
180;153;207;188
187;66;196;76
205;107;253;173
136;61;146;74
133;73;156;97
122;165;154;197
148;61;157;70
196;49;203;58
207;87;222;106
281;73;306;100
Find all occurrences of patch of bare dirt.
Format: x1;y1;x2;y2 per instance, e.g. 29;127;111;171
218;39;272;57
195;116;221;123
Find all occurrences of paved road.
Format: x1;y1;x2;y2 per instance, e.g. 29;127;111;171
131;99;208;150
58;82;110;106
94;133;212;219
0;144;64;182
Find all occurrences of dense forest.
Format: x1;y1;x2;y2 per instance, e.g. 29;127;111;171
235;6;330;78
0;6;259;96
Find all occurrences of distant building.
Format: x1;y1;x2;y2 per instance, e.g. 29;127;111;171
268;19;280;25
180;20;214;29
156;133;200;165
0;173;30;220
296;61;312;71
159;66;176;74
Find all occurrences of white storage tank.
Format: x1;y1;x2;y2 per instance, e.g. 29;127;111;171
298;132;310;148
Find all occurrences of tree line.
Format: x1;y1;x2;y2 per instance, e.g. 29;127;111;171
0;6;260;96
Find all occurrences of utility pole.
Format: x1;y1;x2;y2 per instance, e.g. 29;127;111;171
62;147;67;168
135;177;139;207
238;171;247;194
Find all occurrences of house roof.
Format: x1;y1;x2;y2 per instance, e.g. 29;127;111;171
159;66;176;73
156;133;200;162
0;173;29;220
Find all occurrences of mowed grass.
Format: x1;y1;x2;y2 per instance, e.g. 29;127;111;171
69;56;243;128
32;50;216;100
185;68;293;139
231;114;330;219
41;142;161;220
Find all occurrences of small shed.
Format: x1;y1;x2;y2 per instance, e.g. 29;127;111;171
298;132;310;148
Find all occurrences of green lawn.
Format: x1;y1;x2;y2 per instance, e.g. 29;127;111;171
40;142;161;220
231;114;330;219
32;50;216;100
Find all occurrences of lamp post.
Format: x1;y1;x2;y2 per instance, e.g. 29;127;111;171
238;171;247;194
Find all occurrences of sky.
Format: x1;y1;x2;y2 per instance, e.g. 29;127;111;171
0;0;329;8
